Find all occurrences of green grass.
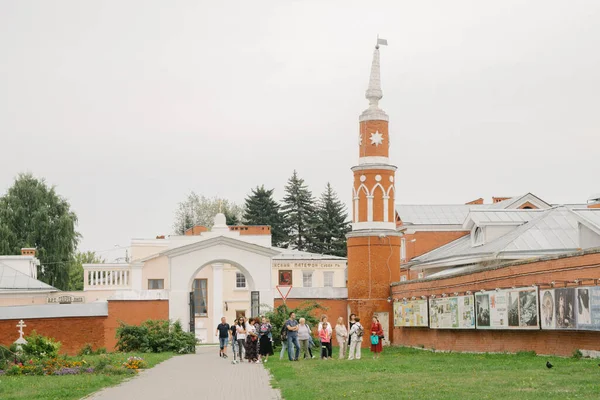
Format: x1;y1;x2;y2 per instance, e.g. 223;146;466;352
265;347;600;400
0;352;175;400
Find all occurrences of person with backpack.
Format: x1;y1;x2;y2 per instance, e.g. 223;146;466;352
370;315;384;359
279;322;288;360
347;316;363;360
297;317;312;359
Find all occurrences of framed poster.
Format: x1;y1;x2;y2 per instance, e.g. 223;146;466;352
541;286;600;331
394;299;429;327
475;287;539;330
278;270;293;286
429;295;475;329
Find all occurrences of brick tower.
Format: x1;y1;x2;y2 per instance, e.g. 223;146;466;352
347;41;401;344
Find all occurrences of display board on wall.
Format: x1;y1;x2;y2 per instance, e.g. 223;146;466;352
540;286;600;331
429;295;475;329
475;287;539;330
394;299;429;327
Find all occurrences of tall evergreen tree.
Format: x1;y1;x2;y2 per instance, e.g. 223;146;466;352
242;185;287;247
281;170;317;251
310;183;351;257
0;173;80;289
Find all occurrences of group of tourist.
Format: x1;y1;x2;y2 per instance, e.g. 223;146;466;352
281;312;384;361
216;312;385;364
216;316;274;364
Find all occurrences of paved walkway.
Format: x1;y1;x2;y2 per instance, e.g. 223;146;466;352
86;346;281;400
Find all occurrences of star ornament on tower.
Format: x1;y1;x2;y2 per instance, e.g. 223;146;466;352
370;131;384;146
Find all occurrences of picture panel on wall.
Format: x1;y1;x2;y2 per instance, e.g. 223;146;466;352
393;299;429;327
540;286;600;331
475;287;539;330
429;295;475;329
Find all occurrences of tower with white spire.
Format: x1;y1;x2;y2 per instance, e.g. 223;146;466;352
347;40;401;343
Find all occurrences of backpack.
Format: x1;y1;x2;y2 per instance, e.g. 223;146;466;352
356;324;364;338
280;324;288;341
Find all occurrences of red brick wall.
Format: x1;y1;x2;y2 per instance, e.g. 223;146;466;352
0;317;106;356
401;231;469;268
392;251;600;356
104;300;169;351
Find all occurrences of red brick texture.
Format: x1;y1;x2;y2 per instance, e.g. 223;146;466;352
348;234;400;346
0;300;169;355
392;251;600;356
401;231;469;267
104;300;169;351
0;317;106;356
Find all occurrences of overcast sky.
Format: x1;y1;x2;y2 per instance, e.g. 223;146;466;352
1;0;599;261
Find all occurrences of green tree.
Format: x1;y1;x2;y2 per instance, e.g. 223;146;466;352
310;183;351;257
281;170;317;251
263;301;328;346
173;192;243;234
66;251;105;291
242;185;287;247
0;173;80;289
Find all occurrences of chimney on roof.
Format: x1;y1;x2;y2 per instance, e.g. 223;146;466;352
156;235;165;239
492;197;511;203
21;248;36;257
185;225;208;236
466;198;484;205
588;193;600;209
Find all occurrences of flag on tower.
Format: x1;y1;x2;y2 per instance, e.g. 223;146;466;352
377;38;388;46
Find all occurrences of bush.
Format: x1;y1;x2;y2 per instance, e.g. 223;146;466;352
78;344;108;356
573;349;583;359
21;331;61;359
263;301;328;346
116;320;197;354
116;324;150;352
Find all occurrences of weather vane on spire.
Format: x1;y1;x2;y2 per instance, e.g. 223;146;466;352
376;35;388;49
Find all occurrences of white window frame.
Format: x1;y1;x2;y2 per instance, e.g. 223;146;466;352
302;270;313;288
235;272;247;289
323;271;334;288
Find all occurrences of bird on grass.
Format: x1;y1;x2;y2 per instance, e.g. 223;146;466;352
546;361;553;369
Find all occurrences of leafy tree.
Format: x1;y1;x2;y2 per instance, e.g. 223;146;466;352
66;251;104;291
173;192;243;234
281;171;317;251
263;301;328;346
0;173;80;289
242;185;287;247
310;183;351;257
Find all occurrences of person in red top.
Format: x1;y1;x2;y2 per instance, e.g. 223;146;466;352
370;316;384;359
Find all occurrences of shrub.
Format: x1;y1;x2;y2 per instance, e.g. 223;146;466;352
78;344;107;356
116;320;196;354
21;331;61;359
116;324;150;352
263;302;328;346
572;349;583;359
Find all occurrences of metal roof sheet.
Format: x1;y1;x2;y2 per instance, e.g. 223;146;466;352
413;207;581;265
0;263;57;291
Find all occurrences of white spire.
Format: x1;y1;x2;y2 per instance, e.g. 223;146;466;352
360;42;389;122
365;46;383;108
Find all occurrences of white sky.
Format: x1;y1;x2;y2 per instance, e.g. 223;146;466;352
1;0;599;261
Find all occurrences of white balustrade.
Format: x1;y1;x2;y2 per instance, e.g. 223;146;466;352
83;264;132;290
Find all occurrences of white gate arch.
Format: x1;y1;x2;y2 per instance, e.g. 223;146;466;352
164;236;279;337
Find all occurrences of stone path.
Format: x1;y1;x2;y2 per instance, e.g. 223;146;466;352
86;346;281;400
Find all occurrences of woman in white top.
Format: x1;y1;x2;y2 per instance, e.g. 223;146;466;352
335;317;348;359
235;317;247;361
317;315;333;335
244;317;259;363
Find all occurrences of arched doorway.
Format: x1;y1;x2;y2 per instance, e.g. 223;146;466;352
164;235;279;343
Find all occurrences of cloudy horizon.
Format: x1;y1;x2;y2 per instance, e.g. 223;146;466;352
1;1;599;261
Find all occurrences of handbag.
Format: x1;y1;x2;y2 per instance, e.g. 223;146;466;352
370;334;379;345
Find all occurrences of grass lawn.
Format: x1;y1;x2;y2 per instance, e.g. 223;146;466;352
0;352;175;400
265;346;600;400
